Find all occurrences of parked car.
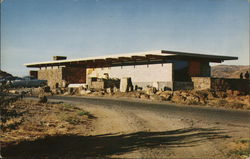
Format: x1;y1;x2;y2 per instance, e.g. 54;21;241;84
9;76;47;88
0;76;21;86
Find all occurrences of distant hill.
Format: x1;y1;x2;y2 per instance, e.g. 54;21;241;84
0;70;13;78
211;65;250;78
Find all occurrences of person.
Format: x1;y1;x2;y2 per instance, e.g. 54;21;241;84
240;72;243;79
244;71;249;80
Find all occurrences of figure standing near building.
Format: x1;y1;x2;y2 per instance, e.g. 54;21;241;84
244;71;249;79
240;72;243;79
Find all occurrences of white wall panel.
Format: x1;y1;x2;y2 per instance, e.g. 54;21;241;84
87;63;173;83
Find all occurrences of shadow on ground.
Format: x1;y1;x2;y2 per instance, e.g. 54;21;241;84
2;127;230;159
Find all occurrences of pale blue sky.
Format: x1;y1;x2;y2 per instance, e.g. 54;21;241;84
1;0;249;76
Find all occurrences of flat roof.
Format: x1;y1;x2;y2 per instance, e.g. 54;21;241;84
25;50;238;68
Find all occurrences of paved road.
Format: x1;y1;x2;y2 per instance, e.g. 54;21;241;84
49;95;250;127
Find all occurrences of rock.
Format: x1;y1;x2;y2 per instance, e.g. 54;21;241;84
92;91;105;96
140;94;150;99
79;90;92;95
67;87;79;95
226;90;233;96
150;95;166;101
233;90;241;96
159;91;173;101
9;90;18;94
161;94;172;101
79;90;86;95
46;123;56;127
63;92;70;95
152;82;159;90
113;87;119;93
126;91;141;98
38;95;47;103
106;88;113;94
185;95;200;105
216;91;227;98
145;87;157;95
156;90;163;95
31;87;43;96
173;91;181;96
207;91;217;99
58;124;65;128
171;94;186;103
43;86;51;93
128;86;133;92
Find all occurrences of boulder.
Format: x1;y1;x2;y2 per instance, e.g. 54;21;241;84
113;87;119;93
79;90;92;95
156;90;163;95
106;88;113;94
159;91;173;101
9;90;18;94
43;86;51;93
140;94;150;99
207;91;217;99
216;91;227;98
171;94;186;103
92;91;105;96
38;95;47;103
185;95;200;105
233;90;241;96
150;95;166;101
145;87;157;95
127;91;141;98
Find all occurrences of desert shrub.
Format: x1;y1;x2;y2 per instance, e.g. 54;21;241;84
230;148;249;156
228;102;245;109
77;111;94;118
0;86;23;131
78;111;89;116
217;99;228;106
239;139;250;144
61;115;81;125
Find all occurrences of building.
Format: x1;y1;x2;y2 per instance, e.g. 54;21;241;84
24;50;237;90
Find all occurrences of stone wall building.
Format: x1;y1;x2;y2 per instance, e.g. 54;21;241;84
37;66;86;89
24;50;238;90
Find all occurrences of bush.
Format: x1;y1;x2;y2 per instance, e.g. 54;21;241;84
78;111;94;118
61;115;81;125
0;86;23;131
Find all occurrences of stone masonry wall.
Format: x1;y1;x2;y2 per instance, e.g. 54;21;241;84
192;77;250;92
211;78;250;92
38;66;87;89
38;67;65;89
191;77;211;90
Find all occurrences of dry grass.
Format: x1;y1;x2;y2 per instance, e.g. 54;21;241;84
0;99;94;147
227;138;250;159
207;96;250;110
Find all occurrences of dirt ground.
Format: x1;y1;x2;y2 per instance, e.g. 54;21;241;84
1;98;250;159
73;100;250;159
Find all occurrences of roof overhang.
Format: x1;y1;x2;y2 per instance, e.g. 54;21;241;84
24;50;238;68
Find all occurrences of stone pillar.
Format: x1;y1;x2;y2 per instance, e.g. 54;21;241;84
120;77;133;92
152;82;159;90
86;77;92;88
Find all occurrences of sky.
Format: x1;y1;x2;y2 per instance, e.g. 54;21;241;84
1;0;249;76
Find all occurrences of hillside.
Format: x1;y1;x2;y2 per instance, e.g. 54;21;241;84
211;65;250;78
0;70;13;78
